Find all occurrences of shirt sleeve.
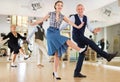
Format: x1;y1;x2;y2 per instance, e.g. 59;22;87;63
2;33;10;40
18;33;26;40
27;27;38;40
60;15;75;30
87;18;94;32
48;12;51;16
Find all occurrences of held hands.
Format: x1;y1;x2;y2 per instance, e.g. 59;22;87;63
78;22;84;29
28;20;33;26
93;28;101;35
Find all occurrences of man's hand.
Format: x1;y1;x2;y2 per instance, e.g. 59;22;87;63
93;28;101;35
28;20;34;26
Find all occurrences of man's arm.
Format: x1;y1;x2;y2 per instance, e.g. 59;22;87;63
27;27;38;41
87;18;94;32
87;18;101;34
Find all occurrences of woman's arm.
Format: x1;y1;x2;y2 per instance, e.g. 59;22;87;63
2;33;10;40
29;14;50;26
18;33;26;40
63;16;84;29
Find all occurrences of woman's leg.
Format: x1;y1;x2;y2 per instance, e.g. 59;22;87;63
66;40;85;53
53;52;61;78
12;54;17;63
9;52;12;60
54;52;59;72
11;54;17;67
19;48;30;60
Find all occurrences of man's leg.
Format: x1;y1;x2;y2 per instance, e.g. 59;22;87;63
82;36;117;61
82;36;109;59
74;52;86;77
37;49;44;67
72;36;87;78
35;39;49;60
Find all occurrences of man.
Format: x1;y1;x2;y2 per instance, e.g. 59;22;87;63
22;33;31;59
61;4;117;78
100;38;105;51
27;22;49;67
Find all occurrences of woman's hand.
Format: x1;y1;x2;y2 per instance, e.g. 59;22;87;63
78;22;84;29
0;38;2;41
28;14;50;26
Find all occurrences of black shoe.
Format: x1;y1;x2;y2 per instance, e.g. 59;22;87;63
24;55;31;60
53;72;61;80
74;73;87;78
9;58;12;60
24;57;28;60
107;52;118;62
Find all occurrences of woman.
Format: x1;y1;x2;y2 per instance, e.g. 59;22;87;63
2;25;30;67
30;0;85;80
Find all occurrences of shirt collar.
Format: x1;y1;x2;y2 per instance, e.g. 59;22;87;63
77;14;84;19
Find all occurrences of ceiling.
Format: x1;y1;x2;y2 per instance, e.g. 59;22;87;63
86;0;120;27
0;0;119;27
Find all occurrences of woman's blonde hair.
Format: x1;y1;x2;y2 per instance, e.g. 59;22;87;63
10;25;16;28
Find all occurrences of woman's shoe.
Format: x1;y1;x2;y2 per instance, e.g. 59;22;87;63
11;63;17;67
53;72;61;80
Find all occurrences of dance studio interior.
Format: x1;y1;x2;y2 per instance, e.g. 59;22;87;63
0;0;120;82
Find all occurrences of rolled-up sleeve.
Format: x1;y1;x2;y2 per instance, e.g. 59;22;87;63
87;18;94;32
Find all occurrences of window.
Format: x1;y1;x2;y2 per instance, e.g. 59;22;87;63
11;15;28;27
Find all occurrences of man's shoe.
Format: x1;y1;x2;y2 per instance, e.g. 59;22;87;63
74;73;87;78
107;52;118;62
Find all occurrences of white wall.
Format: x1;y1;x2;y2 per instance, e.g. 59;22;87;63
96;28;104;42
0;15;10;34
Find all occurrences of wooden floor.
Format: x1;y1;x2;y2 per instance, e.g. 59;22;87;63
0;56;120;82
